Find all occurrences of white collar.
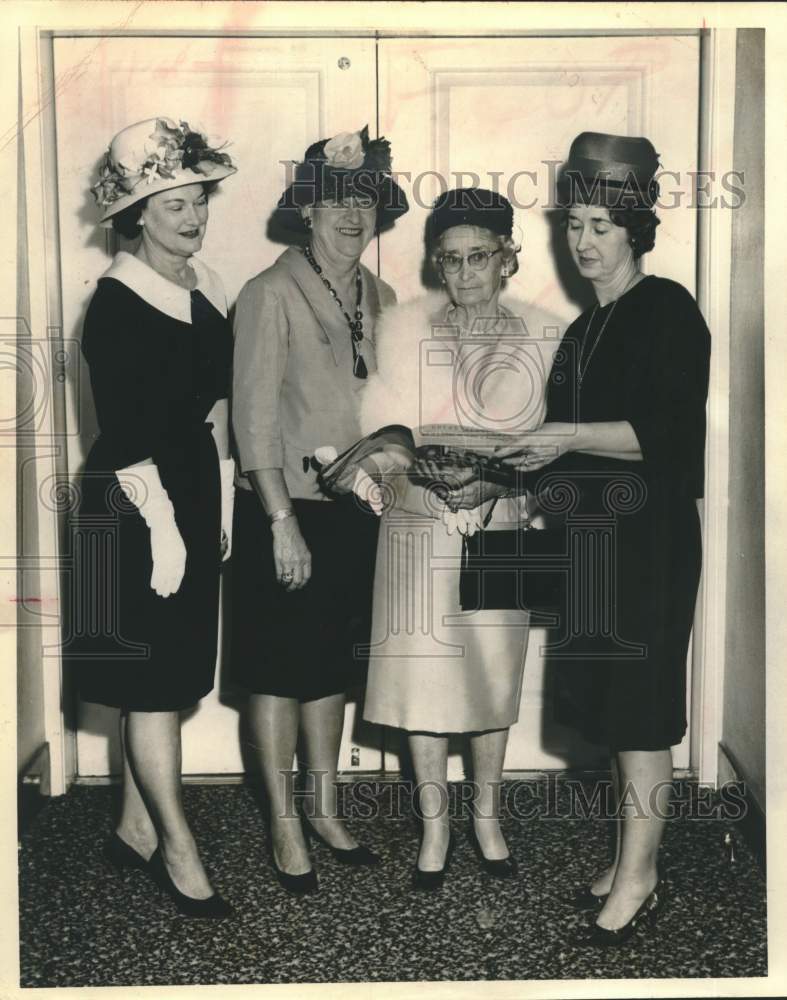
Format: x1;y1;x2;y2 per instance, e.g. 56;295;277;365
102;251;227;323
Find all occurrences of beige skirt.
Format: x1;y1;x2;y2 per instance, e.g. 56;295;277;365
362;484;530;734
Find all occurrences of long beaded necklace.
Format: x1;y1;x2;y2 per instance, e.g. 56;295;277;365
577;273;641;388
303;244;367;379
577;300;618;388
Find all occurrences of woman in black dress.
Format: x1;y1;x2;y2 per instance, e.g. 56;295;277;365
498;133;711;945
69;117;237;917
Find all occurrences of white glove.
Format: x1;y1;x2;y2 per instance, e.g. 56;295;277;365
441;504;459;535
456;508;482;536
314;445;339;466
441;502;482;537
219;458;236;561
115;463;187;598
352;468;384;515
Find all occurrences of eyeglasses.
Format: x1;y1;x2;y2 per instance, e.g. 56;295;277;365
437;248;502;274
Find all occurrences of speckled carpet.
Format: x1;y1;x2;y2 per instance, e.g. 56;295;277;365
18;779;766;987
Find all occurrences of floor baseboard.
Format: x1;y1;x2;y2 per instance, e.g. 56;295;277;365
73;765;697;787
717;742;766;873
18;742;51;841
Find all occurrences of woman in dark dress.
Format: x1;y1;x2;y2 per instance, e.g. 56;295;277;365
497;133;711;945
69;117;237;917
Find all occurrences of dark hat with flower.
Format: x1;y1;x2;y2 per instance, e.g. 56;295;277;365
556;132;661;208
427;188;514;244
91;117;236;226
277;125;409;231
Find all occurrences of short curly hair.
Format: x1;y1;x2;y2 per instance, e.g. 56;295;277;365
111;181;218;240
607;205;660;259
561;203;659;259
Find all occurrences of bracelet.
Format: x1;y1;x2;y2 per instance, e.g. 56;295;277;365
269;507;295;524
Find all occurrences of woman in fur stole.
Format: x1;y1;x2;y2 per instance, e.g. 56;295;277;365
358;189;563;887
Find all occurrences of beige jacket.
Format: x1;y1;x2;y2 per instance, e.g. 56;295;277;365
232;246;396;499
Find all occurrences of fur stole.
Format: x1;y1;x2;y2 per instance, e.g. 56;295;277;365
360;292;565;438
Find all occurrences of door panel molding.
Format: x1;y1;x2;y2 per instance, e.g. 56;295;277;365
30;28;718;782
51;34;380;778
377;33;701;775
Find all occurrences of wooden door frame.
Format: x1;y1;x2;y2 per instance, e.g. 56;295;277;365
691;28;736;787
19;26;77;795
22;25;731;792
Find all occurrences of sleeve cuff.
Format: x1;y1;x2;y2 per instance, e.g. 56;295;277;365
237;438;284;473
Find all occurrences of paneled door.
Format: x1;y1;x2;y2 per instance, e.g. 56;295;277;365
55;32;700;779
377;35;700;774
53;35;380;777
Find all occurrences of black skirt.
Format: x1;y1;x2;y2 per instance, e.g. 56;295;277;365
532;277;710;753
64;280;232;713
229;490;379;701
66;425;222;712
544;478;702;752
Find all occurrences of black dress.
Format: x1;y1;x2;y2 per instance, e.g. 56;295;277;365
65;262;232;712
530;275;711;751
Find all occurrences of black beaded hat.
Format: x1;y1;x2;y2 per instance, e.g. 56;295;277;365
427;187;514;244
557;132;661;208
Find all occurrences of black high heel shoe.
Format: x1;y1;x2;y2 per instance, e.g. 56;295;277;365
147;848;233;919
467;824;517;879
302;817;381;867
571;879;666;947
567;885;609;911
268;838;319;895
271;857;319;895
103;832;153;873
413;833;454;891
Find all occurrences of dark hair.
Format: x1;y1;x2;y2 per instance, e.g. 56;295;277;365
608;205;660;258
562;202;660;259
111;199;147;240
111;181;218;240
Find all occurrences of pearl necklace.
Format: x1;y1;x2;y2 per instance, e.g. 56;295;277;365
303;244;367;379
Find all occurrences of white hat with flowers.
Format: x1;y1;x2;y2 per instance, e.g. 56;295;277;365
92;117;237;226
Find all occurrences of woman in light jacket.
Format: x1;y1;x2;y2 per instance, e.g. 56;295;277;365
231;127;408;893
